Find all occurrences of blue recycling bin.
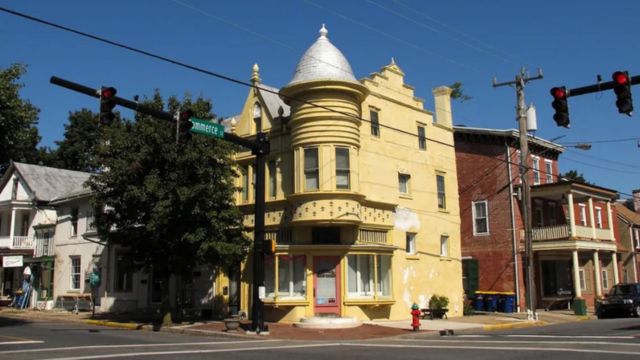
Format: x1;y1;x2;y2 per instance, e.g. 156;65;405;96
484;292;498;312
502;293;515;313
473;293;485;311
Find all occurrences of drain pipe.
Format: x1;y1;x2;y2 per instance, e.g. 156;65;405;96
506;143;521;312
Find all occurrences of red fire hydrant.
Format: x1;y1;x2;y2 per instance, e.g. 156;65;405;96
411;303;421;331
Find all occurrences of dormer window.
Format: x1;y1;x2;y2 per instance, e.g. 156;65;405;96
253;102;262;133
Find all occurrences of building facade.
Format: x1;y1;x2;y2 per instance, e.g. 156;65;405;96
225;26;462;322
614;202;640;284
455;127;620;311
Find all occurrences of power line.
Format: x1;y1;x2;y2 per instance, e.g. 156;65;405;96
0;6;454;149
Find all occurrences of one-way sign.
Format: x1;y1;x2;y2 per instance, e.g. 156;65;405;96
190;118;224;138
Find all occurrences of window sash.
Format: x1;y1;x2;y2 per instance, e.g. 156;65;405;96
335;148;350;190
595;207;603;228
579;204;587;226
406;233;416;254
266;255;306;299
398;174;410;194
418;126;426;150
71;257;81;290
579;269;586;291
437;174;446;209
602;269;609;289
376;255;391;297
532;157;540;185
440;235;449;257
545;160;553;183
347;255;374;297
304;148;319;191
473;201;489;235
370;111;380;137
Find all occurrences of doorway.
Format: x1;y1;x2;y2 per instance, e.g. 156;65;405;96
313;256;341;316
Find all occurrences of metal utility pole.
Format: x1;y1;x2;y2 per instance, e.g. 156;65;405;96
493;68;543;321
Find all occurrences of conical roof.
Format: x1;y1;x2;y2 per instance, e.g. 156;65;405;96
287;25;358;86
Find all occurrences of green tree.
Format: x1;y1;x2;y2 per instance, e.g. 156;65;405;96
88;92;248;320
50;109;104;172
0;64;42;174
449;82;472;102
559;169;591;184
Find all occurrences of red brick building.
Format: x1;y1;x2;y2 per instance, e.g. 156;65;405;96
455;127;620;312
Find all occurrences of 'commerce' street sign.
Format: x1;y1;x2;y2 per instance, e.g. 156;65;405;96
190;118;224;139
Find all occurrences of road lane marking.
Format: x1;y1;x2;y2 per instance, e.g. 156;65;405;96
393;338;640;347
341;343;640;356
47;343;340;360
2;339;278;354
0;340;44;345
505;334;635;339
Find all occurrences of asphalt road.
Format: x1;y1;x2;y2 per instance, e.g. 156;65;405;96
1;316;639;359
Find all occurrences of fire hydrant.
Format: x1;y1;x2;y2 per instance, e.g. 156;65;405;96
411;303;421;331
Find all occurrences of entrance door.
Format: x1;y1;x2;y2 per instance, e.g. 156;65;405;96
313;256;340;315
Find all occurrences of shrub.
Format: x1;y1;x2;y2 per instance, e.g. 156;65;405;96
429;294;449;309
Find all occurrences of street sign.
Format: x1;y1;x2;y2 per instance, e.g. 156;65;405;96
190;118;224;138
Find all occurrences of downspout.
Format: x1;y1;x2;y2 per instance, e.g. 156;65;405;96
506;143;521;312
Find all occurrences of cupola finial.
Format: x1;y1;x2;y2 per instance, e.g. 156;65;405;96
319;24;328;38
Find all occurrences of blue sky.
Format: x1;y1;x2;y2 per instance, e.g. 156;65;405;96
1;1;639;198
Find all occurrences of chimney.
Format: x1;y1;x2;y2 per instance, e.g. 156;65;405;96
633;189;640;213
432;86;453;129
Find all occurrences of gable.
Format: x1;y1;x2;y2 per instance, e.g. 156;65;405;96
0;172;32;202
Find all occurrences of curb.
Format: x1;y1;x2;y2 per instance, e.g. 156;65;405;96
85;319;144;330
482;320;547;331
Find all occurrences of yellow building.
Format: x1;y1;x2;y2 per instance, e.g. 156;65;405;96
221;25;462;322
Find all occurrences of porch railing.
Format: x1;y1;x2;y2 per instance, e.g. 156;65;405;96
531;225;569;241
34;235;55;257
12;236;32;249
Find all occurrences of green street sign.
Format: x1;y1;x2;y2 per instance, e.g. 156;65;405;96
190;118;225;139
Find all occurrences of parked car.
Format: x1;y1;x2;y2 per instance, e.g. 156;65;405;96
596;283;640;319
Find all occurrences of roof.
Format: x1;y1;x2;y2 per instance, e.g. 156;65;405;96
453;126;565;153
2;162;91;202
257;84;290;118
615;202;640;225
286;25;358;86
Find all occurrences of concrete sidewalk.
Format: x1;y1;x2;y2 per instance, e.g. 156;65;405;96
0;307;593;340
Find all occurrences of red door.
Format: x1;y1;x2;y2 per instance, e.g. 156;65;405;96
313;256;341;315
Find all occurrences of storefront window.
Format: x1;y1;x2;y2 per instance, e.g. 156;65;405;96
348;254;392;299
265;255;306;299
376;255;391;297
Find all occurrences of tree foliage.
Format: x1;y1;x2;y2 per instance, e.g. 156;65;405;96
88;91;249;279
50;109;105;172
0;64;42;174
449;82;472;102
559;169;591;184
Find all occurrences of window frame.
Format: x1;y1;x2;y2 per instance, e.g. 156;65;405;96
595;206;603;229
268;160;277;199
602;269;609;290
579;204;587;226
472;200;490;236
70;256;81;290
579;268;586;291
532;156;540;185
70;207;79;237
370;110;380;137
346;254;392;299
347;254;374;298
276;255;306;299
398;173;410;195
335;147;350;190
240;165;249;202
304;147;319;191
417;125;426;150
440;235;449;257
436;173;446;210
545;159;553;183
405;233;416;255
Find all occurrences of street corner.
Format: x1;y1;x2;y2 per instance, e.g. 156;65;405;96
85;319;144;330
482;320;547;332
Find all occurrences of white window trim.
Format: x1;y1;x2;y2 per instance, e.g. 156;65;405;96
579;204;587;226
579;268;586;291
440;235;449;257
277;256;306;299
602;269;609;289
347;255;374;298
70;256;81;290
544;159;553;183
595;206;603;229
532;156;540;185
472;200;490;236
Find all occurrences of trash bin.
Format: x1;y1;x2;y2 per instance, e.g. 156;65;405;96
484;292;498;312
573;297;587;316
497;292;506;312
502;292;515;313
473;292;485;311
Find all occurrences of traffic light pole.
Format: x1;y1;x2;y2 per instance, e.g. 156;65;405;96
563;75;640;98
50;75;271;333
493;68;543;321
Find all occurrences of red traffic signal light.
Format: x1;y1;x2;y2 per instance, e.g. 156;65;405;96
612;71;633;116
550;86;570;128
99;86;117;126
178;109;194;140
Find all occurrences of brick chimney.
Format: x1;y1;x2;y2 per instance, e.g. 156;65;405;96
633;189;640;213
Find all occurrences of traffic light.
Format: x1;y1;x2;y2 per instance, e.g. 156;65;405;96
550;86;570;128
178;109;193;141
263;239;276;255
612;71;633;116
99;87;117;126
